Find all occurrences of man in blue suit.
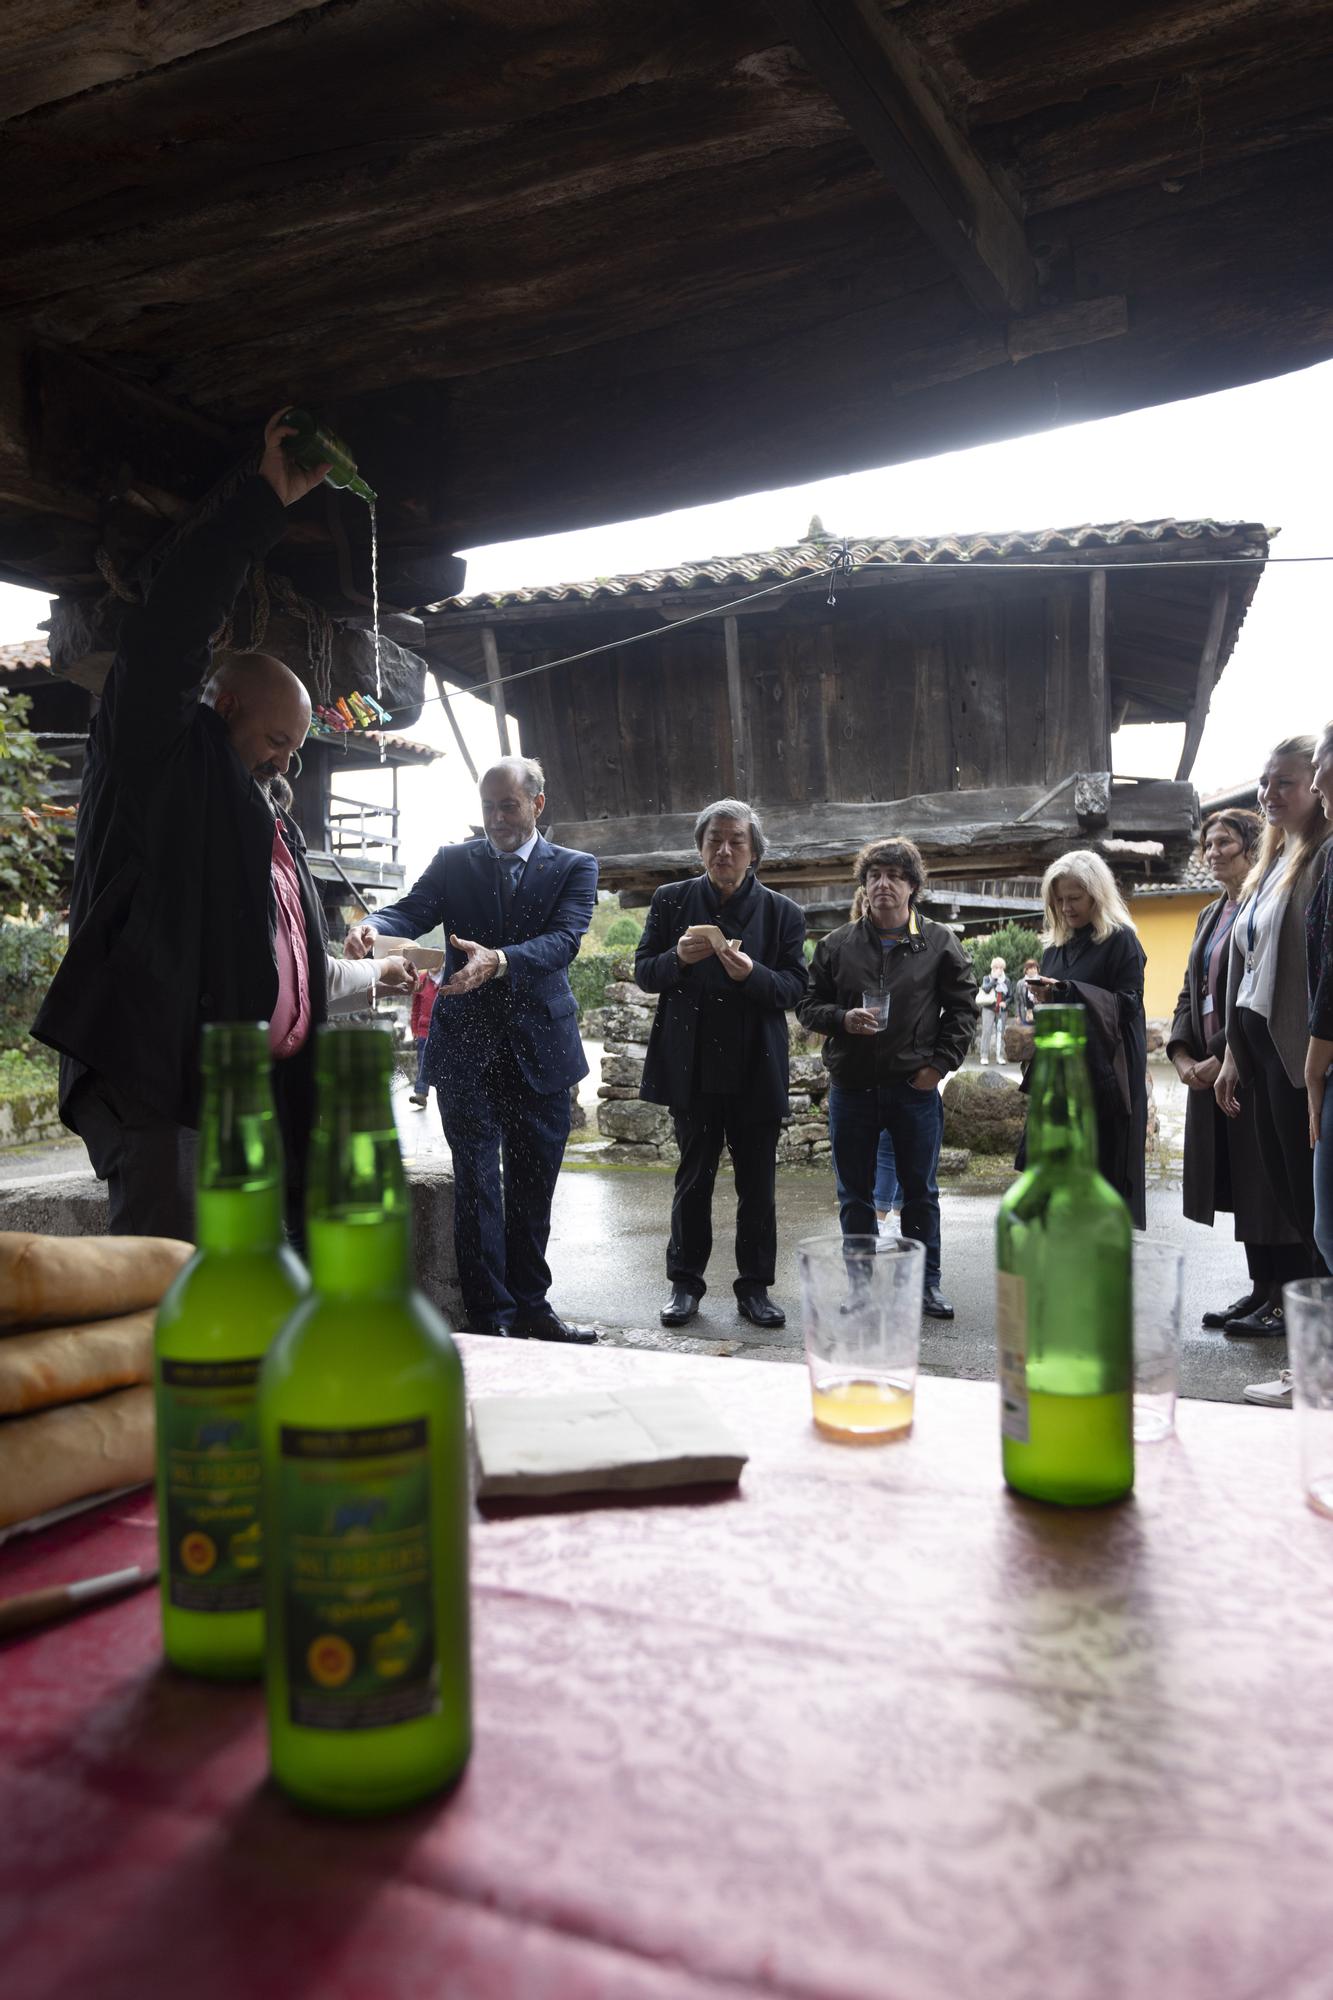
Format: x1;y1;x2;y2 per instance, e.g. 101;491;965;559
346;757;597;1342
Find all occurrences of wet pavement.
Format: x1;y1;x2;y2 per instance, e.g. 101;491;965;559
0;1060;1285;1405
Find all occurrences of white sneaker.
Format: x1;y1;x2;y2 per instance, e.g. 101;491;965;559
1243;1370;1293;1408
877;1215;898;1238
979;1056;989;1066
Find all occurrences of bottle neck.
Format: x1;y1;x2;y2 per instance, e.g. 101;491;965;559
195;1073;285;1253
307;1100;411;1296
1025;1040;1099;1169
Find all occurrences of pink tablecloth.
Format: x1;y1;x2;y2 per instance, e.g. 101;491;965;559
1;1338;1329;2000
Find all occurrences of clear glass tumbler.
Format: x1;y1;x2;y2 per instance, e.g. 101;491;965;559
1132;1238;1185;1443
797;1234;925;1443
1283;1278;1333;1515
861;989;891;1030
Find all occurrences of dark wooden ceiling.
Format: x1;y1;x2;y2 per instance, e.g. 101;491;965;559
2;0;1331;621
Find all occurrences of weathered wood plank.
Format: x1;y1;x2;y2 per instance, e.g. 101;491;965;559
723;615;748;798
1088;568;1109;770
480;626;512;757
766;0;1038;316
1176;576;1232;781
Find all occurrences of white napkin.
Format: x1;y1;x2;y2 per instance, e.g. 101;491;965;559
471;1384;748;1499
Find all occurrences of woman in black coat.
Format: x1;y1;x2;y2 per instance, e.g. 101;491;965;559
1024;849;1148;1227
1167;809;1301;1334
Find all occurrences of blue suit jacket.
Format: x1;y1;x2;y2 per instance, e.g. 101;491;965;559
367;835;597;1099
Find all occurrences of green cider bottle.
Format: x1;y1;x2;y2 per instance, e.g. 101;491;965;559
279;406;376;502
997;1004;1134;1506
259;1024;471;1814
154;1023;309;1677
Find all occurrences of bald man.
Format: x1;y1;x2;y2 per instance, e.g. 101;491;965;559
33;410;378;1239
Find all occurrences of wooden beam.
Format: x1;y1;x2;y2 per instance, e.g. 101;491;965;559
766;0;1037;318
479;624;512;756
433;670;478;784
1088;568;1108;767
1176;575;1231;781
723;614;748;797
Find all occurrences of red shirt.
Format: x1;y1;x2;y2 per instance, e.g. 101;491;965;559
269;819;311;1058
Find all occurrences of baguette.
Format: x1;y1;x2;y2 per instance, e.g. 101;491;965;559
0;1311;155;1417
0;1387;154;1530
0;1232;192;1330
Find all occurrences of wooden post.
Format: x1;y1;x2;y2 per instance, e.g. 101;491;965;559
480;624;512;756
433;670;479;782
1087;568;1108;769
724;614;748;796
1176;577;1231;781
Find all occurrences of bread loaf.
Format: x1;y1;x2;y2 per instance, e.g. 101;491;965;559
0;1232;192;1330
0;1311;155;1417
0;1387;154;1529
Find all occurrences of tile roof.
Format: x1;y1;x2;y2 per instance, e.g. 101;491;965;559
1132;854;1216;897
0;639;51;673
438;518;1271;612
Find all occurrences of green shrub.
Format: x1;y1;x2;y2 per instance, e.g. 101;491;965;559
0;920;65;1062
570;949;617;1017
0;1046;59;1102
603;915;643;950
966;922;1043;986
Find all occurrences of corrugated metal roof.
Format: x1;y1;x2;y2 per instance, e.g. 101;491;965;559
437;518;1271;612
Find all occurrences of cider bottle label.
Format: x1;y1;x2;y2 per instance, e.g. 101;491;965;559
996;1271;1030;1444
278;1419;439;1731
160;1359;265;1612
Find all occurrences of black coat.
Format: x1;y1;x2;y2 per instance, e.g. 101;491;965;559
796;912;978;1085
1167;895;1299;1242
635;872;807;1120
1032;925;1148;1229
33;478;328;1131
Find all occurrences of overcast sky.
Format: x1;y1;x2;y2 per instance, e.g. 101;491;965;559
3;356;1329;885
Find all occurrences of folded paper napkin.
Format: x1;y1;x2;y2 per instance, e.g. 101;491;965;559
471;1384;748;1500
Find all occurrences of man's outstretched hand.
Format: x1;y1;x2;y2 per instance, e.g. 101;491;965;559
442;934;501;995
344;922;378;961
258;408;331;508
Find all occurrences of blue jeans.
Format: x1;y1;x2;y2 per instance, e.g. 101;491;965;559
1316;1083;1333;1276
828;1080;944;1286
874;1131;902;1211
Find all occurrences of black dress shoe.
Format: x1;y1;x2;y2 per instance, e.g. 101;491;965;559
1224;1302;1286;1337
661;1287;699;1327
511;1313;598;1345
466;1319;515;1338
737;1289;786;1328
1203;1292;1261;1329
922;1285;955;1320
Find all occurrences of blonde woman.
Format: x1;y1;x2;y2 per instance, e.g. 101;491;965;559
1024;850;1148;1226
1216;735;1333;1321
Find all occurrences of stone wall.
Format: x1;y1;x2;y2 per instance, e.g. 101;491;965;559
0;1161;465;1322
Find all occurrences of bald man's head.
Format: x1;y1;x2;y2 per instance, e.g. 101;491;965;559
202;651;311;783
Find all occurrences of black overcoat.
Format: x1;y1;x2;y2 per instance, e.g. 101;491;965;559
1167;895;1299;1243
33;478;328;1133
634;872;807;1120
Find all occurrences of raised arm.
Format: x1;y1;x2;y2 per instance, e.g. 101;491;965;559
107;411;327;765
352;848;454;948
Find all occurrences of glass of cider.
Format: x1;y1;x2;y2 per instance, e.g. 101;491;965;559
798;1234;925;1443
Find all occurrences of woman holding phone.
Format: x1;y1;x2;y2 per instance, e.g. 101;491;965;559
1023;850;1148;1227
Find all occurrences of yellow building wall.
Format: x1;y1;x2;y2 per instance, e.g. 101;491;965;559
1130;891;1216;1022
